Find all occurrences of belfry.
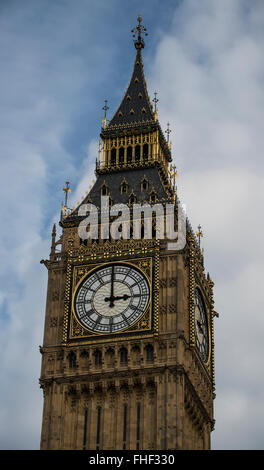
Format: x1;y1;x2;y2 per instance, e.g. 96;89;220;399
39;15;216;450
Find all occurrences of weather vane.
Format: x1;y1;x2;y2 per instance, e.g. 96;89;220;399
131;14;148;49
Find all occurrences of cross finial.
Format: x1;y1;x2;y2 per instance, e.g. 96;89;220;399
131;14;148;49
165;122;171;143
63;181;71;209
170;164;178;189
102;99;109;119
152;91;159;112
196;224;203;247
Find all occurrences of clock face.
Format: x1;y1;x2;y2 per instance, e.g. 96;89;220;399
194;288;209;362
73;263;150;334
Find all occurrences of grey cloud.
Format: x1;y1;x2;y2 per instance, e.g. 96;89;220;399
148;0;264;449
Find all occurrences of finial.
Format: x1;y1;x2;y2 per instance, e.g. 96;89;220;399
152;91;159;120
196;224;203;247
131;14;148;49
102;99;109;119
153;91;159;111
170;164;178;190
102;99;109;129
63;181;71;210
165;122;171;143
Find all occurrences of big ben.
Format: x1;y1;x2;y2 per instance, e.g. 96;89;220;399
39;15;216;450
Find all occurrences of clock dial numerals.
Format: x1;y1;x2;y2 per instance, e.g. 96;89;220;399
194;288;209;362
74;264;150;333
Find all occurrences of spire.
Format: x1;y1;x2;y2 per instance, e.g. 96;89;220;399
106;15;154;129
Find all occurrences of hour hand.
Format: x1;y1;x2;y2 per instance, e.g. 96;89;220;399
113;294;131;301
104;294;131;303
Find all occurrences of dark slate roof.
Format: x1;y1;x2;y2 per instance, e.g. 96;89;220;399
84;167;169;207
107;49;155;128
62;166;172;226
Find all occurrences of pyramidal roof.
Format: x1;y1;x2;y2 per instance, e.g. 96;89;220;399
107;49;155;128
105;16;155;130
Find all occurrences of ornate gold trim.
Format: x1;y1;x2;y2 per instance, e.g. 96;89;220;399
62;243;160;346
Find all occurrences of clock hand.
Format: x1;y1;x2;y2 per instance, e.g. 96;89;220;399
109;266;115;308
104;294;131;302
117;294;130;301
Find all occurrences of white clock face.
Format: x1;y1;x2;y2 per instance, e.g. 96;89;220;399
74;263;150;334
194;288;209;362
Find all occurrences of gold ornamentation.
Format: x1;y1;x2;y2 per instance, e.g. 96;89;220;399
62;242;160;346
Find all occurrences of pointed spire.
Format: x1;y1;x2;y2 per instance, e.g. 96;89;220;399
106;17;154;129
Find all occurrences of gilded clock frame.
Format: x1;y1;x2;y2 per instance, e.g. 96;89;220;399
62;242;160;346
188;234;213;373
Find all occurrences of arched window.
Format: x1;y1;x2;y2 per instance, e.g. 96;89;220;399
145;344;154;362
127;146;132;163
143;144;149;160
111;148;116;165
131;345;141;364
141;177;148;191
149;191;156;203
68;351;77;368
105;347;115;368
120;179;128;194
119;147;124;164
120;347;128;363
101;184;108;196
94;349;102;366
106;150;110;166
129;193;136;205
135;145;140;162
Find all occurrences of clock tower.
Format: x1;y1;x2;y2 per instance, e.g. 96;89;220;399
39;16;216;450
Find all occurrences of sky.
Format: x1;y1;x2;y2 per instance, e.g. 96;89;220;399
0;0;264;450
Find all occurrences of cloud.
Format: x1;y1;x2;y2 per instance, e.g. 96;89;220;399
1;0;264;450
148;0;264;449
149;0;264;172
0;0;118;449
70;139;98;208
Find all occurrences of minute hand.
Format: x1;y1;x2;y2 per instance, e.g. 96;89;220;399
109;266;114;307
